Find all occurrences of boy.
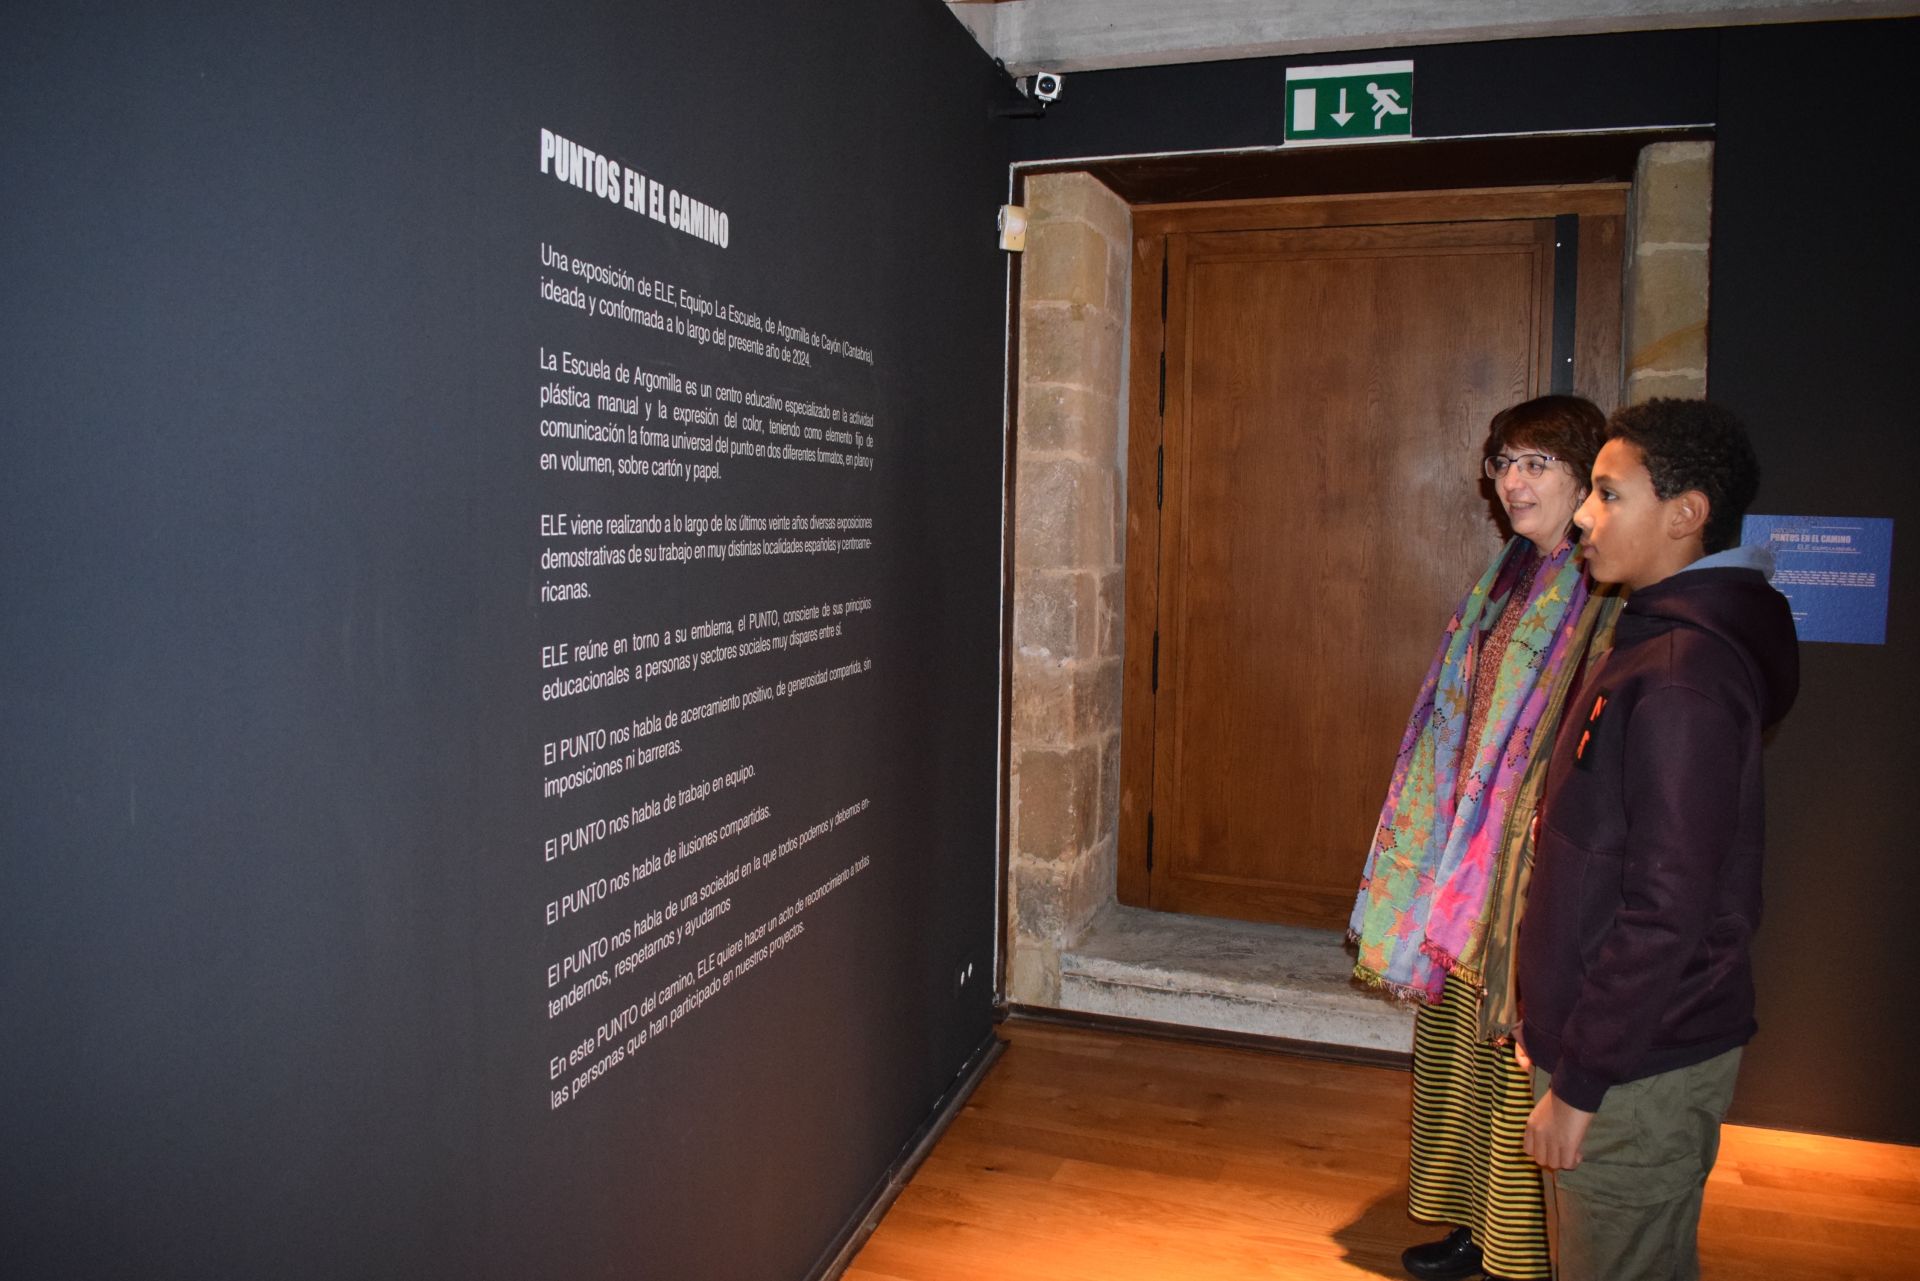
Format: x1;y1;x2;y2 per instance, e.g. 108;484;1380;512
1516;399;1799;1280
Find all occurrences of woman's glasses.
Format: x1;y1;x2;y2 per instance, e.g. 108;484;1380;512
1484;452;1561;480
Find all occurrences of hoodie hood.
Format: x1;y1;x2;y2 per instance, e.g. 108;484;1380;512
1679;544;1776;578
1619;565;1800;727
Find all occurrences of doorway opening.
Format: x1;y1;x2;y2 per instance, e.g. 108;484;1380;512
1001;131;1715;1051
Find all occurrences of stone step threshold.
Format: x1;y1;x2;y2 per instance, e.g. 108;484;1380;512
1054;904;1414;1060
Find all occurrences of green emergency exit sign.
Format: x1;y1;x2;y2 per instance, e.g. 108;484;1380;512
1284;61;1414;143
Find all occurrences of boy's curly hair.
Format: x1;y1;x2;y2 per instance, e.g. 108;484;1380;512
1606;399;1760;553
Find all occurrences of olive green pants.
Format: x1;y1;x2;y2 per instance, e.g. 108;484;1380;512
1532;1048;1742;1281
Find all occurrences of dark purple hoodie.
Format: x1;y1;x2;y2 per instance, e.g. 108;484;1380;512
1518;560;1800;1112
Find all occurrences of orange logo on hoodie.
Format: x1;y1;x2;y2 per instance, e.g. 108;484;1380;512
1574;689;1610;767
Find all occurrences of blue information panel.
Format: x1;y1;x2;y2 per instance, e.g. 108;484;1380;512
1742;514;1895;645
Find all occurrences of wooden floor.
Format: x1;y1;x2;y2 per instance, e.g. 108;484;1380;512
847;1019;1920;1281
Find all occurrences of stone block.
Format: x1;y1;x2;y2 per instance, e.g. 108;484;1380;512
1027;171;1130;249
1632;319;1708;375
1095;568;1125;659
1625;369;1708;405
1011;845;1110;946
1105;468;1126;566
1023;219;1111;307
1105;237;1131;315
1060;840;1117;942
1020;382;1118;461
1097;731;1122;843
1007;939;1060;1006
1626;247;1709;375
1014;458;1082;570
1011;658;1073;746
1015;458;1117;573
1633;141;1714;247
1010;859;1067;943
1084;835;1118;926
1020;300;1122;391
1013;567;1071;657
1075;463;1118;568
1079;659;1123;741
1013;568;1099;661
1090;729;1121;841
1011;649;1120;745
1013;743;1100;862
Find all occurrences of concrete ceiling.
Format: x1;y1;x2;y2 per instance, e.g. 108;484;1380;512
948;0;1918;74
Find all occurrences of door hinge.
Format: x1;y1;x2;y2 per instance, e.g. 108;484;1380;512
1150;629;1159;693
1155;445;1164;509
1157;350;1166;417
1159;249;1168;320
1145;811;1155;871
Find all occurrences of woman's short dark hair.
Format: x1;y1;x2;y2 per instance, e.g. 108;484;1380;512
1486;395;1608;490
1606;398;1760;553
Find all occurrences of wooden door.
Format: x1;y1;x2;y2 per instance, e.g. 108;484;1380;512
1119;191;1624;929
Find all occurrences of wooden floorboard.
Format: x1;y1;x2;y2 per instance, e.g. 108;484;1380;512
845;1020;1920;1280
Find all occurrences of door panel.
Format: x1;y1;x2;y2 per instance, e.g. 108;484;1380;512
1148;218;1554;926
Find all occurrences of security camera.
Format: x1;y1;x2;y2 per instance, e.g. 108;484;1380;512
992;61;1063;118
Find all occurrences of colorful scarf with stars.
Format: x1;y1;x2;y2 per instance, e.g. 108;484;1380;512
1348;536;1593;1004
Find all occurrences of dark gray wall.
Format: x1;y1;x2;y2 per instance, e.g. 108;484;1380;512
1013;18;1920;1145
1707;19;1919;1142
0;2;1008;1277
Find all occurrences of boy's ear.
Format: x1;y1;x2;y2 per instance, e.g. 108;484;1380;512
1668;489;1711;542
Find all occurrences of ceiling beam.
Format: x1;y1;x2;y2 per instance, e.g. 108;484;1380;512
953;0;1918;74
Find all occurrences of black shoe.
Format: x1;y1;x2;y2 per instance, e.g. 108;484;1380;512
1401;1227;1485;1281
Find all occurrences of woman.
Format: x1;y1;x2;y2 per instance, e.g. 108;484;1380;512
1349;395;1621;1281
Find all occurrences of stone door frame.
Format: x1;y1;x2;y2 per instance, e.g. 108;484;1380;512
999;141;1713;1012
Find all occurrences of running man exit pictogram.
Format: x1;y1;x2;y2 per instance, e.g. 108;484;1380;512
1284;61;1414;143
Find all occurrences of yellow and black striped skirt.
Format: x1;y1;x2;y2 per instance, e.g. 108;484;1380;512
1407;971;1551;1280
